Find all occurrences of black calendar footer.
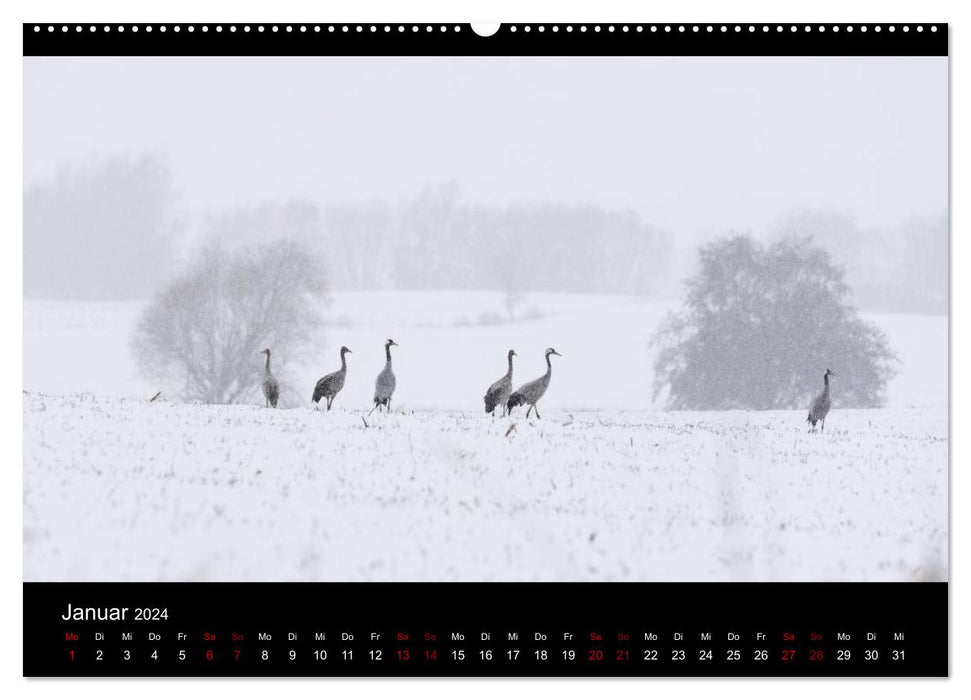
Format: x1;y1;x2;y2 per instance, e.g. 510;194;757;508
24;582;947;677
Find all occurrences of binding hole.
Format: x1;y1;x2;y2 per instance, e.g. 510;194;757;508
468;22;497;36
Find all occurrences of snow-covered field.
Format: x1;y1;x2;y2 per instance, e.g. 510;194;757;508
23;292;948;581
24;396;946;582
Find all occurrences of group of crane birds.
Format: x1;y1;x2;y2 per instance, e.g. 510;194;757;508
261;339;399;413
264;344;836;431
483;347;562;418
260;341;563;419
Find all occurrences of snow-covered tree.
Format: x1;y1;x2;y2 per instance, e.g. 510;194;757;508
652;235;898;410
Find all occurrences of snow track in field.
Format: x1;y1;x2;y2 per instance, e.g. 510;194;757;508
23;393;947;582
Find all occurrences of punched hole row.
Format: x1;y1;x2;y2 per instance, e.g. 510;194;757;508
31;24;940;35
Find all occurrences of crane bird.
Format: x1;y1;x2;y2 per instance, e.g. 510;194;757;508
370;339;398;414
484;349;516;416
261;348;280;408
312;346;352;410
506;347;562;419
807;369;836;432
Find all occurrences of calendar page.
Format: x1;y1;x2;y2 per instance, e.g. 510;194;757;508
22;21;948;677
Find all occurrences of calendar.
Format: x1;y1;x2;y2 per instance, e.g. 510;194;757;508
22;21;949;679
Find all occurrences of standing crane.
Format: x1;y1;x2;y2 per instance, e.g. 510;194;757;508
261;348;280;408
506;347;562;419
484;349;516;416
807;368;836;432
312;346;352;410
371;338;398;414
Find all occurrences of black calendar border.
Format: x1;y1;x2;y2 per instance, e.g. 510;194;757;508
23;23;947;57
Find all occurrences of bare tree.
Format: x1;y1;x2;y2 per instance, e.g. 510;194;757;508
131;239;327;404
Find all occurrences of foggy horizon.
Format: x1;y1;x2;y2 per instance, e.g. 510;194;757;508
25;56;947;241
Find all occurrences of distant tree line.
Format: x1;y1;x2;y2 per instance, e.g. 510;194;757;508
24;154;179;300
774;209;947;315
24;158;674;299
23;156;945;316
206;183;675;297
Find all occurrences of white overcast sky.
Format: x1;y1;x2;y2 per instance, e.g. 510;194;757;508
24;56;947;239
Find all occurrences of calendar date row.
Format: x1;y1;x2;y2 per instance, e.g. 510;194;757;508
64;645;907;665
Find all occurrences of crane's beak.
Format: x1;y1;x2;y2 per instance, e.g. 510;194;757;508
555;351;563;357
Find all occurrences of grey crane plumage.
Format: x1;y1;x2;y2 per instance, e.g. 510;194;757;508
371;339;398;413
312;346;352;410
807;369;836;432
261;348;279;408
484;349;516;416
507;347;562;419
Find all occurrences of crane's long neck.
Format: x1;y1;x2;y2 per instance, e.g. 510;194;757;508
506;353;514;377
823;374;830;396
264;353;272;374
545;353;553;375
340;351;347;371
385;344;393;364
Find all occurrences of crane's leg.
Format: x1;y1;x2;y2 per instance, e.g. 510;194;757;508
526;405;533;419
821;418;825;433
387;399;392;412
326;396;332;411
535;405;541;419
